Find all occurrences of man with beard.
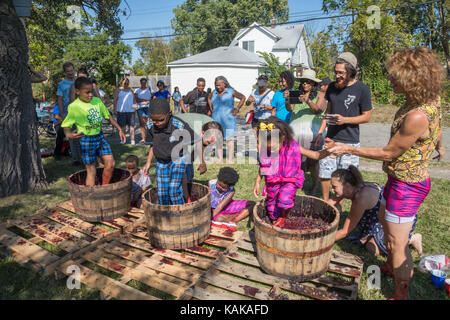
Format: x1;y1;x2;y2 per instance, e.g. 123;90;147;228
313;52;372;201
180;78;212;115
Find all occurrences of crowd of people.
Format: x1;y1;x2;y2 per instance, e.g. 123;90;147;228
51;46;445;300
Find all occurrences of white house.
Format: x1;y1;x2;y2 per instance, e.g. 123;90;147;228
167;46;266;98
167;22;313;98
230;22;313;68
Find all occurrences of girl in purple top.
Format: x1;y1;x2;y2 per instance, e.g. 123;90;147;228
252;117;330;227
253;117;304;227
209;167;255;224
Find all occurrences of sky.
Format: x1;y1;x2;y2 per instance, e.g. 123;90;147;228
118;0;331;65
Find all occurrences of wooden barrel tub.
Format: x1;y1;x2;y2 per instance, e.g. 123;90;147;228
142;182;211;249
253;195;339;282
67;168;131;222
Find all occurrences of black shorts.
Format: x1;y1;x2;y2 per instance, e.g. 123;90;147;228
117;112;135;127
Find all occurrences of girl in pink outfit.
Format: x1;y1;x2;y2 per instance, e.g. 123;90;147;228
253;117;304;227
254;116;330;227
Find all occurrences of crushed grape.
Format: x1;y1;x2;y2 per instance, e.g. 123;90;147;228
282;216;330;231
263;208;331;231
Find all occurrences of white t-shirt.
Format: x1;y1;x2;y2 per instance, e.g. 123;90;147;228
251;88;274;120
134;87;152;109
131;169;152;196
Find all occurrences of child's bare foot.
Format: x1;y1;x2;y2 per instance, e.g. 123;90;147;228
409;233;423;255
364;237;380;256
273;217;286;228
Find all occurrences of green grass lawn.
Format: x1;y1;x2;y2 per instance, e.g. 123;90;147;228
0;137;448;300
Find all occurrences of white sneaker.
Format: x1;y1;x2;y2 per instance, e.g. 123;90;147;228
120;140;125;144
131;140;135;145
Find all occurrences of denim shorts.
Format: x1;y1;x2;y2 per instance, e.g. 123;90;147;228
318;142;360;179
137;107;149;118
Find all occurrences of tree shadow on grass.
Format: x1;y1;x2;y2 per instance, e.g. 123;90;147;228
0;202;25;222
0;257;99;300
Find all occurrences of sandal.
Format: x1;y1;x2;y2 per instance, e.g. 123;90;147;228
138;140;145;144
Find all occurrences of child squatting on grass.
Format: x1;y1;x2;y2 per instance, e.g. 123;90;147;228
126;155;152;208
209;167;255;228
143;98;197;205
253;116;330;227
62;77;126;186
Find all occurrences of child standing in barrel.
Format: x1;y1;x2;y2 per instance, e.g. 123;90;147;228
253;116;329;227
62;77;126;186
143;98;198;205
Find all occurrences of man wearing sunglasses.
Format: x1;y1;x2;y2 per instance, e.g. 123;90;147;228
314;52;373;202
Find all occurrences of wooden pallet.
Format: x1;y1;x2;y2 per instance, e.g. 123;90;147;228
0;201;243;300
53;201;244;300
55;224;243;300
182;230;364;300
0;201;363;300
0;200;147;275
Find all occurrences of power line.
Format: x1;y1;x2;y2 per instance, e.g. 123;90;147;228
123;9;329;33
124;26;173;33
55;0;442;42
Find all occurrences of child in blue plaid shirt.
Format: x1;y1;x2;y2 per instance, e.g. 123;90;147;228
143;98;198;205
62;77;126;186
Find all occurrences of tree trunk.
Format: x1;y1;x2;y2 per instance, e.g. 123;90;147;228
438;0;449;78
0;0;48;197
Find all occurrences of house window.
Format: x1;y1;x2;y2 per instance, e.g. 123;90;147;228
242;40;254;53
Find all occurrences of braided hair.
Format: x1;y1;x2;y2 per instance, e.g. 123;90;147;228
279;70;295;90
215;75;231;89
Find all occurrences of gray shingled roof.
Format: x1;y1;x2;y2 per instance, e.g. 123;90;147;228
271;25;304;49
230;23;305;50
167;46;266;66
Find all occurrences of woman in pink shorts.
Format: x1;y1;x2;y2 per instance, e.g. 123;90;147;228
329;47;445;300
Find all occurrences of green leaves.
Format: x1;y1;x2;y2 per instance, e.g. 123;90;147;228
25;1;130;100
319;0;415;105
133;38;173;76
171;0;289;54
257;51;287;91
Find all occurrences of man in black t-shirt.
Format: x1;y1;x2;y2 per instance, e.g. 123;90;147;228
313;52;372;201
180;78;212;115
